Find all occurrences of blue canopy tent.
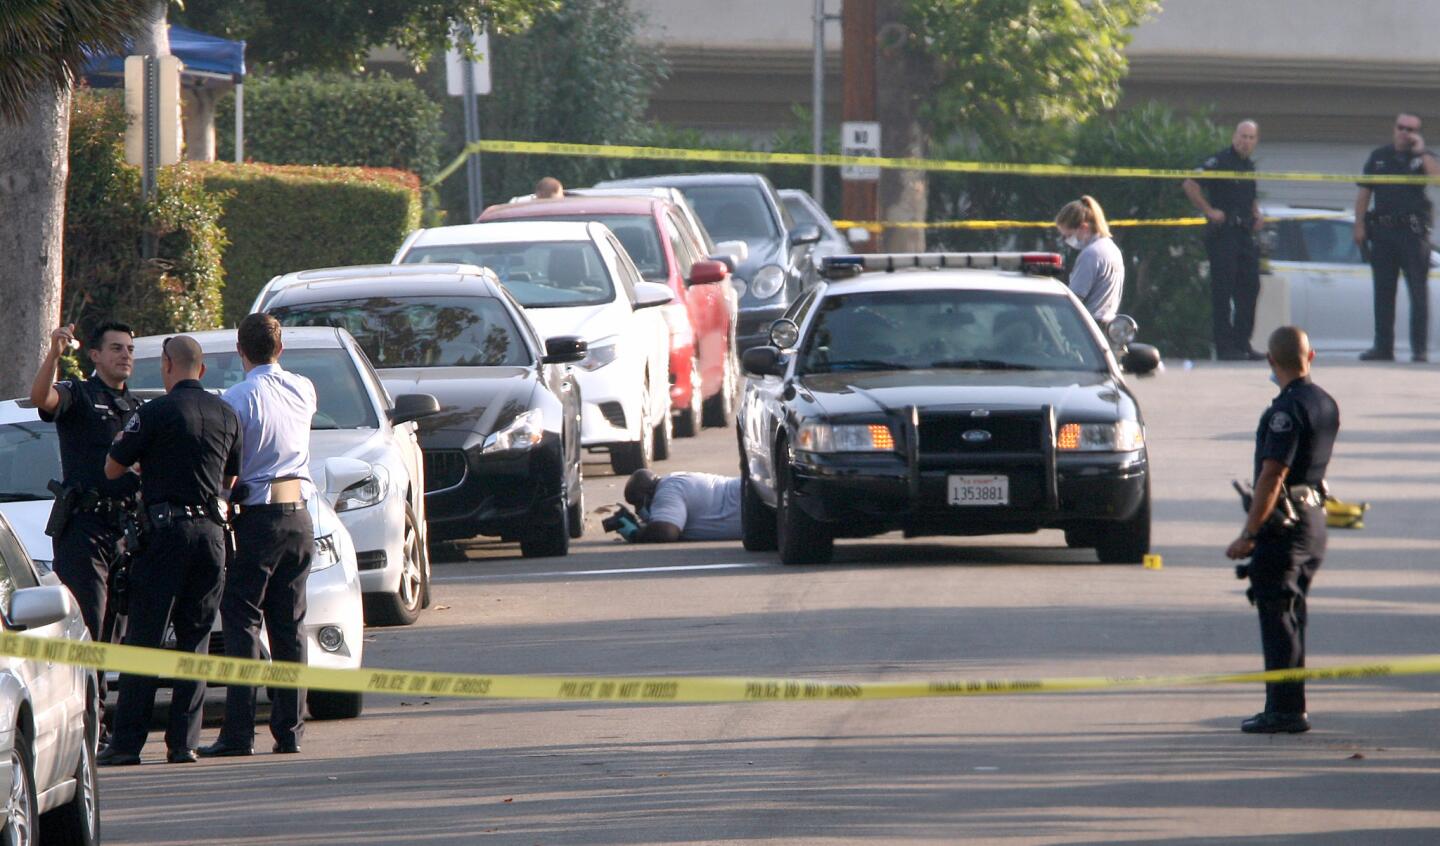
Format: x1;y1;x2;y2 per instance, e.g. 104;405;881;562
83;25;247;162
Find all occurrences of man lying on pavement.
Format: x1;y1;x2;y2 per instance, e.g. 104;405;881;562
621;469;743;543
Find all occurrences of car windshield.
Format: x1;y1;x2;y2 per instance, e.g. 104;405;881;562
678;186;779;245
131;347;381;430
798;289;1105;374
0;422;61;501
500;214;668;281
400;240;616;308
267;297;531;375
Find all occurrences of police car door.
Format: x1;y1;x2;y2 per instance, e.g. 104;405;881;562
746;288;819;497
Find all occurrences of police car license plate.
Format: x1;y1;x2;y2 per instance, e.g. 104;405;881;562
948;475;1009;506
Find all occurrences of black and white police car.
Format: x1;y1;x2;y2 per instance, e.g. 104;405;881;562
736;252;1160;565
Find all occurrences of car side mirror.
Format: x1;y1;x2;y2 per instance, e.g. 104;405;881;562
1121;343;1162;376
686;260;728;286
714;240;749;265
324;457;373;498
8;585;73;631
790;224;822;246
543;335;588;364
388;393;440;426
741;346;787;378
633;281;675;310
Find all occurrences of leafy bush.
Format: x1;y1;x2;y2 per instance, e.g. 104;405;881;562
65;89;228;339
193;162;421;325
216;72;442;180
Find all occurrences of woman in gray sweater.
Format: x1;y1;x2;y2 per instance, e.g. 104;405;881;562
1054;195;1125;324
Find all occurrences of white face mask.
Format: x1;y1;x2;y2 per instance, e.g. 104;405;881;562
1064;234;1083;250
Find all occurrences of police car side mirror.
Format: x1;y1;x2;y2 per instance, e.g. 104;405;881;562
1121;343;1162;376
389;393;440;426
741;346;787;378
8;585;73;631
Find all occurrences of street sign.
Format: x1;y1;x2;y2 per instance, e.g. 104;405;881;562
445;29;491;97
841;121;880;181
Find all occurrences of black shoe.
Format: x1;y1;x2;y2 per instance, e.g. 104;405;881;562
272;740;301;754
97;747;142;767
1244;348;1267;361
1359;348;1394;361
167;748;198;764
1413;353;1429;363
198;740;254;758
1241;711;1311;734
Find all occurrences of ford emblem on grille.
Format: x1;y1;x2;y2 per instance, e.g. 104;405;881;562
961;429;992;443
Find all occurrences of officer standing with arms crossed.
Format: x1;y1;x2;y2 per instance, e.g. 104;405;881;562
98;336;242;766
28;322;140;643
200;314;316;758
1226;326;1339;734
1183;120;1265;361
1355;111;1439;362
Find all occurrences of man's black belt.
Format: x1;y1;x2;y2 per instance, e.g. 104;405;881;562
75;491;134;514
232;501;304;516
147;502;210;523
1367;212;1427;230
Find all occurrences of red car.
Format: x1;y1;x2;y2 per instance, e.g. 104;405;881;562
479;196;740;435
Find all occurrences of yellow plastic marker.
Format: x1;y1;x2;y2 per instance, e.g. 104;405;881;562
1143;554;1163;570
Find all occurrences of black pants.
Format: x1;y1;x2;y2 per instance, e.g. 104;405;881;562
1369;227;1430;355
1207;226;1261;356
109;518;225;755
217;507;312;747
51;512;124;642
1248;504;1325;714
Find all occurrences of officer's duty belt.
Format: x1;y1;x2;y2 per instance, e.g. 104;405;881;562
1286;485;1324;508
75;492;133;515
147;503;209;523
232;501;304;516
1367;212;1427;230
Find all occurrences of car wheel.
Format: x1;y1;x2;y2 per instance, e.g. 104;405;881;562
609;380;655;475
1096;484;1151;564
653;401;673;461
776;456;832;565
740;467;778;552
1063;526;1098;549
365;503;425;627
40;696;99;846
521;481;571;558
566;472;586;540
3;731;37;846
307;690;364;720
674;355;703;438
702;344;738;428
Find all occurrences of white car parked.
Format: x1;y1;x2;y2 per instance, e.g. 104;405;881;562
127;329;436;626
1257;206;1440;355
393;220;676;474
0;399;368;720
0;510;100;845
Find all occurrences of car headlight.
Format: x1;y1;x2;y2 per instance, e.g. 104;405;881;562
312;533;341;572
750;265;785;300
1057;421;1145;452
730;276;749;299
335;464;389;512
482;409;545;453
796;422;897;453
577;337;619;371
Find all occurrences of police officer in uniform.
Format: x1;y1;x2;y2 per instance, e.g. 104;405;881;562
28;322;139;641
98;336;242;766
1355;112;1440;362
200;314;316;758
1227;326;1339;734
1183;120;1265;361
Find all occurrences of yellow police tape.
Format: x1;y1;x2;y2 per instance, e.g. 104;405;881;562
3;631;1437;703
432;138;1440;189
832;213;1350;232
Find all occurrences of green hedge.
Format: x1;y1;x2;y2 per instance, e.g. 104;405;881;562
194;163;422;326
65;89;228;339
215;72;441;180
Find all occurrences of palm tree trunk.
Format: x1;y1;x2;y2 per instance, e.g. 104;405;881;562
0;88;71;399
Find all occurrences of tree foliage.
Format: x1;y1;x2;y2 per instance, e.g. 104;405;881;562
903;0;1159;147
173;0;559;73
0;0;153;119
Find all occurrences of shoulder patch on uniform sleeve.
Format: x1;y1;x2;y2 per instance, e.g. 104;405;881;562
123;414;141;434
1269;411;1293;433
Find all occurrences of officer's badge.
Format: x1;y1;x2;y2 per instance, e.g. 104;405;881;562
123;414;141;434
1269;411;1293;433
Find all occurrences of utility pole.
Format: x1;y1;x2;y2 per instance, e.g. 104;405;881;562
841;0;878;252
811;0;826;204
461;48;483;221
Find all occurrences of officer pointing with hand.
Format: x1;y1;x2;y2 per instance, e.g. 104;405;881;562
1226;326;1339;735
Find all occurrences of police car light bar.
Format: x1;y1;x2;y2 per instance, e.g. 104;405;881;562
820;253;1063;279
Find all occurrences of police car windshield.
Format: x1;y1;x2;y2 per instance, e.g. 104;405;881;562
399;241;616;308
0;423;60;500
130;348;380;430
798;289;1106;375
270;296;531;373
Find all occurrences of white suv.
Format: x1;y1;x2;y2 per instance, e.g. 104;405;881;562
393;220;675;474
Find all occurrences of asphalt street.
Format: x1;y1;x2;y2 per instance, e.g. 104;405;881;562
97;359;1440;844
